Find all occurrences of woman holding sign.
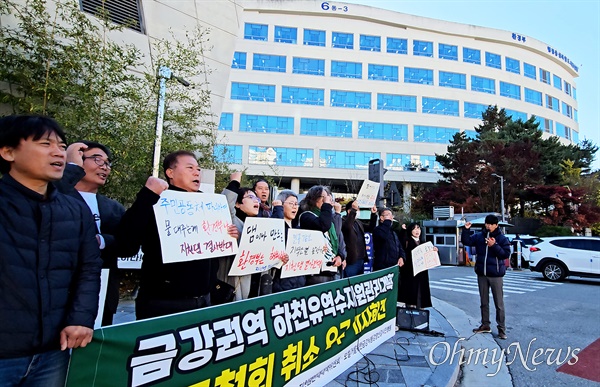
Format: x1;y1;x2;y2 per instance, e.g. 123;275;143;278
399;223;435;309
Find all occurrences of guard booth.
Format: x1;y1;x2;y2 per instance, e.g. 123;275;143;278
423;206;461;265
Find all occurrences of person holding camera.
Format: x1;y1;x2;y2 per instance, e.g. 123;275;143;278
461;215;511;340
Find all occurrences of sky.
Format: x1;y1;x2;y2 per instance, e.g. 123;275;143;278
343;0;600;169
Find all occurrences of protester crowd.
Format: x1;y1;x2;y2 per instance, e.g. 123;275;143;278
2;115;514;386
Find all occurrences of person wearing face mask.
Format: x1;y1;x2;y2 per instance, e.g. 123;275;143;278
298;185;343;285
461;215;511;340
398;223;436;309
116;151;239;320
55;141;125;326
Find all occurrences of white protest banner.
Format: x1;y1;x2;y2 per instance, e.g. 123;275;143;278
93;269;109;329
412;241;441;275
356;180;380;208
282;229;326;278
228;218;286;276
153;191;237;263
117;249;143;269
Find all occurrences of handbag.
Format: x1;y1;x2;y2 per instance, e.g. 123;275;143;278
211;279;235;305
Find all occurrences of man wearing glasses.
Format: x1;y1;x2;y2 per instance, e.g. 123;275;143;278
56;141;126;326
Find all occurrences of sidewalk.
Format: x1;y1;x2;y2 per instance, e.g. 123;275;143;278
113;297;511;387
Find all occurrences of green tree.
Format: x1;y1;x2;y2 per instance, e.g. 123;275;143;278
0;0;221;205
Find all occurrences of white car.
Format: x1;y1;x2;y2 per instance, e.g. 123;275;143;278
505;234;543;268
528;236;600;281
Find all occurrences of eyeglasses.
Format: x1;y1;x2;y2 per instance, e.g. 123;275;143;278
243;194;260;202
284;201;299;207
83;156;112;169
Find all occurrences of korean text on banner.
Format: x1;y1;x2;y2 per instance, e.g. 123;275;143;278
228;218;286;276
412;241;441;275
282;229;326;278
153;190;238;263
355;180;380;208
66;267;399;387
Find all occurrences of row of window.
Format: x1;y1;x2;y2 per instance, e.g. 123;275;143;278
229;82;577;122
219;112;577;142
214;144;442;171
242;23;576;98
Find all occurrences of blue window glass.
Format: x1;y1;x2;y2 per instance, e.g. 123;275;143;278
218;113;233;131
463;47;481;64
253;54;286;72
292;57;324;76
214;144;242;164
464;102;488;119
320;150;380;169
387;37;407;54
524;88;543;106
471;76;495;94
414;126;460;144
239;114;294;134
564;82;572;96
439;71;466;89
231;82;275;102
332;32;354;49
555;122;571;140
572;129;579;143
368;64;398;82
404;67;433;85
464;131;477;140
573;87;577;100
524;63;536;79
553;75;562;90
413;40;433;57
274;26;297;44
534;116;554;133
546;95;559;112
540;69;550;84
331;61;362;79
282;86;324;105
439;43;458;60
244;23;267;41
358;122;408;141
574;109;578;122
303;29;325;47
376;94;417;112
360;34;381;52
419;155;441;170
562;102;573;118
505;109;527;122
422;97;459;116
300;118;352;137
505;57;520;74
386;154;411;171
249;146;313;167
232;52;246;69
500;81;521;100
485;52;501;69
331;90;371;109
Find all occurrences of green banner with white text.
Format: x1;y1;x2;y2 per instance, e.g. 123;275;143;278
66;267;398;387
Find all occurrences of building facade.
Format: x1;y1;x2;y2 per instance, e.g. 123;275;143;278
22;0;580;197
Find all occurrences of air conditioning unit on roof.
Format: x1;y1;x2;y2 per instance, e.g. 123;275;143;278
433;206;454;220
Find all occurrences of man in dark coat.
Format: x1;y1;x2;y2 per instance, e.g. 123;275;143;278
372;207;405;271
461;215;511;339
0;115;102;386
55;141;126;326
342;200;377;277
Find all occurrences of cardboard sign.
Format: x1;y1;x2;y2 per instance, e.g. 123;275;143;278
153;191;237;263
412;241;441;275
117;250;143;269
281;229;326;278
355;180;380;208
228;218;286;276
93;269;109;329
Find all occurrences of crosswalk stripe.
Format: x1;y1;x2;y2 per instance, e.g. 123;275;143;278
429;284;480;295
434;279;526;294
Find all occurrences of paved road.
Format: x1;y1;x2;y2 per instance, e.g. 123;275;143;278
428;266;600;386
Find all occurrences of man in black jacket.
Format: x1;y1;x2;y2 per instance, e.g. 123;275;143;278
56;141;126;326
372;207;405;271
116;151;238;320
461;215;511;339
342;200;377;277
0;115;102;386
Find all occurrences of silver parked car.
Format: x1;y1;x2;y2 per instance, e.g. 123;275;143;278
528;236;600;281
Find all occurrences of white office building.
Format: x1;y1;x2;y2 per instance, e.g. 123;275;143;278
34;1;583;196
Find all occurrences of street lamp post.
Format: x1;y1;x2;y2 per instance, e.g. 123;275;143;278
491;173;505;222
152;66;190;177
